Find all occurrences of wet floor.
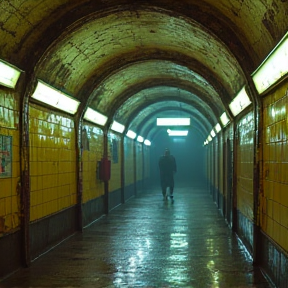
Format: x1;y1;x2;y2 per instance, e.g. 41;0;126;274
0;186;273;288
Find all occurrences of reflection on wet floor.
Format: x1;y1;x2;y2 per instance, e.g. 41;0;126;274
0;186;273;288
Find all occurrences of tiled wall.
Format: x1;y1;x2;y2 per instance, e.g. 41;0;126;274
0;88;21;235
124;137;134;186
136;142;143;181
261;79;288;253
29;104;77;222
108;132;121;193
143;145;150;180
82;123;104;202
236;111;255;221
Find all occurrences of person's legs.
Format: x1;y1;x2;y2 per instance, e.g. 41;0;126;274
169;186;174;199
162;186;167;199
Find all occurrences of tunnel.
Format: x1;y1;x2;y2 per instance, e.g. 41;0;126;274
0;1;288;287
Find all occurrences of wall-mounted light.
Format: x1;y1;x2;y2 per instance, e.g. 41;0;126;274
126;130;137;139
0;59;22;89
252;31;288;94
210;129;216;138
137;135;144;143
214;123;222;133
157;118;190;126
31;80;80;114
167;129;188;136
229;86;251;116
144;139;151;146
111;120;125;134
83;107;108;126
220;112;230;127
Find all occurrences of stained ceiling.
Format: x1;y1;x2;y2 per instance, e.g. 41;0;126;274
1;0;287;141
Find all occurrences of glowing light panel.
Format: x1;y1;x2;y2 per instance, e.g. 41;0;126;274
137;135;144;143
220;112;230;126
31;80;80;114
111;120;125;133
157;118;190;126
252;32;288;94
84;108;107;126
0;60;21;89
229;87;251;116
126;130;137;139
167;129;188;136
215;123;221;133
144;139;151;146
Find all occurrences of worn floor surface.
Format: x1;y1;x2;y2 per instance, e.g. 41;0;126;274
0;186;273;288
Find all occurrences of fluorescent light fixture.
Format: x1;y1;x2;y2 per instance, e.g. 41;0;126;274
0;59;21;89
229;87;251;116
84;107;108;126
31;80;80;114
167;129;188;136
157;118;190;126
252;32;288;94
144;139;151;146
220;112;230;127
126;130;137;139
215;123;221;133
210;129;216;138
137;135;144;143
111;120;125;133
208;135;212;142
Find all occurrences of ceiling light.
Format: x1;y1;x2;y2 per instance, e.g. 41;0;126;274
215;123;222;133
229;86;251;116
252;31;288;94
0;59;21;89
84;107;108;126
167;129;188;136
207;135;212;142
157;118;190;126
111;120;125;133
137;135;144;143
126;130;137;139
210;129;216;138
144;139;151;146
31;80;80;114
220;112;230;126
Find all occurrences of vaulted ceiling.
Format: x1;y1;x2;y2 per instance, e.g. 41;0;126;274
1;0;287;141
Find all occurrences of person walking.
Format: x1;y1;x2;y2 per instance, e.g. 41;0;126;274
158;148;177;200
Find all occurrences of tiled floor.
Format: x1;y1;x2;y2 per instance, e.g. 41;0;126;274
0;186;273;287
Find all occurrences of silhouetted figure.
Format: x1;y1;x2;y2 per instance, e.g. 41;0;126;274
158;148;177;200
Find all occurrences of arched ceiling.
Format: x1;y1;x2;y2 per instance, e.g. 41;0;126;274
1;0;287;142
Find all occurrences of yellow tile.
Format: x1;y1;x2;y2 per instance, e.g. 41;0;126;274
279;225;288;251
0;178;12;196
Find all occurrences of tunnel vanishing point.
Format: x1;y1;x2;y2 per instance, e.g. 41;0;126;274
0;1;288;287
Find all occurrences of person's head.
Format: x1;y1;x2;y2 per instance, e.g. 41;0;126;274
164;148;170;156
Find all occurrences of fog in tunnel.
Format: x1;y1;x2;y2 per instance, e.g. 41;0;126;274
149;128;207;189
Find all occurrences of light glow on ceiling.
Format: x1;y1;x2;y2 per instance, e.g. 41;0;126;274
126;130;137;139
0;59;21;89
31;80;80;114
220;112;230;127
111;120;125;133
167;129;188;136
157;118;190;126
252;32;288;94
84;107;108;126
229;87;251;116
